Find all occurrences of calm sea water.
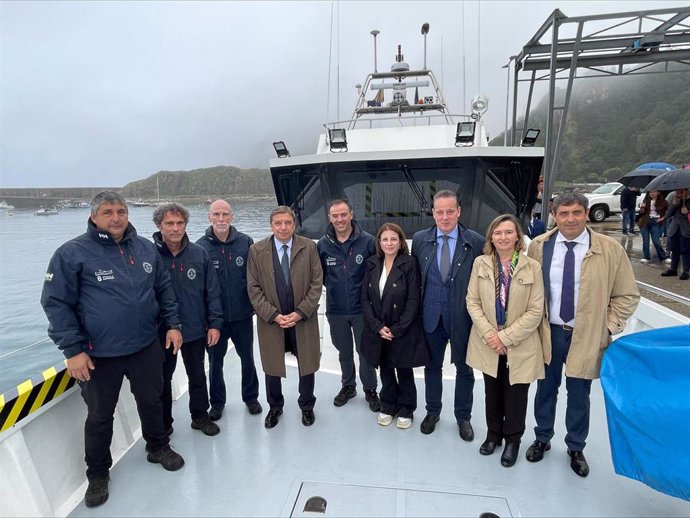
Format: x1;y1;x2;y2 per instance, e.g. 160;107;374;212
0;199;277;394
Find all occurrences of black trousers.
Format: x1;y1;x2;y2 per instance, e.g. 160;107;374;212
379;367;416;418
80;340;167;479
265;373;315;411
162;336;210;428
483;354;530;444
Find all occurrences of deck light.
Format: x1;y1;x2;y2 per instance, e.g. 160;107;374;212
521;129;540;147
470;95;489;120
455;121;476;147
328;129;348;152
273;141;290;158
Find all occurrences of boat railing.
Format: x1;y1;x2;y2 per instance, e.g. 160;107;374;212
324;113;474;131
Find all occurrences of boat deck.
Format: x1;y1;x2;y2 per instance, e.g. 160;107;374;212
68;341;689;517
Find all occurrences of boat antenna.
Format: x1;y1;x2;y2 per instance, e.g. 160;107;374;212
326;2;334;122
371;29;380;73
477;0;481;93
461;1;466;111
421;23;429;70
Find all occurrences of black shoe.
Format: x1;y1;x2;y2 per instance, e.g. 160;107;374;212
302;409;316;426
420;414;440;435
84;475;110;508
246;400;263;415
333;386;356;407
364;389;381;412
501;441;520;467
458;420;474;442
661;270;678;277
479;438;501;455
191;415;220;436
209;406;223;421
525;440;551;462
147;444;184;471
568;449;590;478
264;408;283;429
680;272;689;281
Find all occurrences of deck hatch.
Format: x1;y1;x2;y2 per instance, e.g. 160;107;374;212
291;481;512;517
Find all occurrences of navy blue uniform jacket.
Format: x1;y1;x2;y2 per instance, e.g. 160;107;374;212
153;232;223;343
41;220;180;359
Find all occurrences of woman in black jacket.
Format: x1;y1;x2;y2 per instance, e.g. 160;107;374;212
361;223;429;429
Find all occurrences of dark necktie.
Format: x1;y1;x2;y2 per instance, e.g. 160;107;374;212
280;244;290;282
440;234;451;282
559;241;577;323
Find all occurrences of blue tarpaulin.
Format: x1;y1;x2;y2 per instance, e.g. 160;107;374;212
601;325;690;502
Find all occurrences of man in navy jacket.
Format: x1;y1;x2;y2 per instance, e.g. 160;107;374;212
153;203;224;437
411;190;484;440
317;199;380;411
41;191;185;508
196;199;262;420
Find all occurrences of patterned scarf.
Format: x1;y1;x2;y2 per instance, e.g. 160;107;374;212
494;250;520;328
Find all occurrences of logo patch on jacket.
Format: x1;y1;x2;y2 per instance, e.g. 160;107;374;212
325;256;336;266
355;254;364;264
187;268;197;280
236;257;244;266
142;262;153;274
44;272;54;282
95;269;114;282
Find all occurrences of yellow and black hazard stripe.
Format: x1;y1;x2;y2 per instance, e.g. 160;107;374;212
0;361;76;433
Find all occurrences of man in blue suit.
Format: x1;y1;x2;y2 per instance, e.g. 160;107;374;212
527;210;546;239
411;190;484;440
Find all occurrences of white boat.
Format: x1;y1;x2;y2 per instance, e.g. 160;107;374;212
0;201;15;211
1;22;689;518
33;208;59;216
269;28;543;240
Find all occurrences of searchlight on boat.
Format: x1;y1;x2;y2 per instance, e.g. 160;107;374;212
328;128;348;152
455;121;476;147
272;141;290;158
521;128;541;147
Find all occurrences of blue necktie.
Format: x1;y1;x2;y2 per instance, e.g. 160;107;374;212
440;234;451;282
280;244;290;282
560;241;577;323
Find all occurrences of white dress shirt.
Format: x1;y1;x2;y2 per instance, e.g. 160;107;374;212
549;229;590;326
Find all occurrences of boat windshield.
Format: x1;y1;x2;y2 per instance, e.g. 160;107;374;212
272;156;543;239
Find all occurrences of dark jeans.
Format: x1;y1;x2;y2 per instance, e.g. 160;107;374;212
483;354;530;444
667;231;690;274
207;317;259;409
265;373;315;411
327;313;378;391
640;220;667;261
80;340;167;479
423;317;474;422
162;336;210;428
533;325;592;451
622;208;636;234
379;367;416;418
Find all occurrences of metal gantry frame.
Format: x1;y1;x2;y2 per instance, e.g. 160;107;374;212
509;6;690;211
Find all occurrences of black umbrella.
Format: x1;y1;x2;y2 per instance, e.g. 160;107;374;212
642;168;690;192
618;168;669;189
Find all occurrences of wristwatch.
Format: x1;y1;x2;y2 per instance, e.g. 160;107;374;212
168;324;182;331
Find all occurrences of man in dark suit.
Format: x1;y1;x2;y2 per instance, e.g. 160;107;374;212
247;206;323;429
526;192;639;477
527;210;546;239
411;190;484;440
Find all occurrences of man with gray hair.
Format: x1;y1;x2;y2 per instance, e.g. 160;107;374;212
525;191;639;478
41;191;185;508
152;203;223;437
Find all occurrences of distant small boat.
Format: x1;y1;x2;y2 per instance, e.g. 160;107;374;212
33;208;59;216
0;201;15;210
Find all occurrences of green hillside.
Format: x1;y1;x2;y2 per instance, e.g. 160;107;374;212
491;71;690;182
121;165;274;199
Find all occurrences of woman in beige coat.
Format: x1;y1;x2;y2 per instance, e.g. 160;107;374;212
466;214;547;468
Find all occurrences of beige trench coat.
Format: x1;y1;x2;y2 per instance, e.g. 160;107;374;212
528;227;640;379
466;253;548;384
247;235;322;377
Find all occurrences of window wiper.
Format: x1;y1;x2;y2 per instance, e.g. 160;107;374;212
400;164;431;214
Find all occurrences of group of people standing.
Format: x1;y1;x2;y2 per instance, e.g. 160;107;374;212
620;185;689;279
40;187;640;508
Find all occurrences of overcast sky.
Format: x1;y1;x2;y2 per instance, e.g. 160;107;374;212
1;0;687;187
